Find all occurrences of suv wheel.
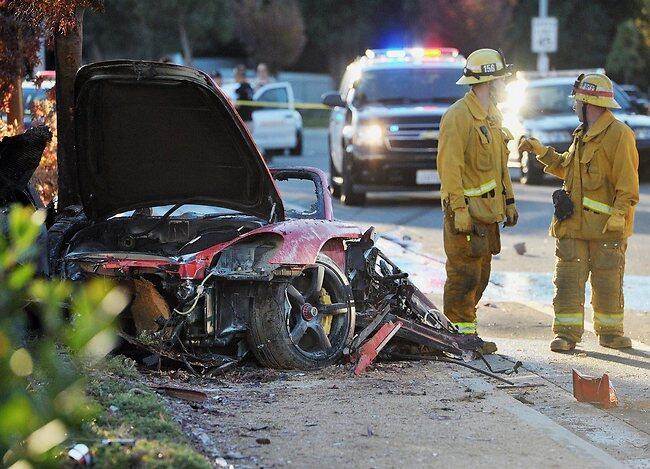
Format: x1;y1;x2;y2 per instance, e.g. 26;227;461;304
520;150;543;185
340;153;366;206
329;157;342;198
328;138;342;198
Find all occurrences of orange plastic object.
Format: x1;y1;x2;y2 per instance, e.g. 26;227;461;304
572;369;618;408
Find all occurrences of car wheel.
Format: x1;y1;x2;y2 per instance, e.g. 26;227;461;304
290;129;303;156
47;210;88;277
520;150;543;185
247;254;355;370
328;144;341;198
340;153;366;206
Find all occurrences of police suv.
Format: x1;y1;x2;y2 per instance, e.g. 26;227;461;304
322;48;468;205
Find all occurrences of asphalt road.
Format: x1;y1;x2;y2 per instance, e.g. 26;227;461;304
270;128;650;312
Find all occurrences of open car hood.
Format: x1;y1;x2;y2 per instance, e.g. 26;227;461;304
74;60;283;220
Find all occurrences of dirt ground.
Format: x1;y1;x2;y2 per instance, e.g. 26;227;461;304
142;325;647;469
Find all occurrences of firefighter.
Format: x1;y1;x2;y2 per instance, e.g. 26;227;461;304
519;73;639;351
438;48;518;354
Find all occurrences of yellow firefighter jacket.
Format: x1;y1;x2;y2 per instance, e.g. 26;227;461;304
438;91;515;224
537;110;639;240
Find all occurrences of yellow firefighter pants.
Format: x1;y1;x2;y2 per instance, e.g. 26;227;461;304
553;238;626;342
443;213;500;330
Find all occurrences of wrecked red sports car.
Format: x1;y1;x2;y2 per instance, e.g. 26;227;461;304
48;61;482;371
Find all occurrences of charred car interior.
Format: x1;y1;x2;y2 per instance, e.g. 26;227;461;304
6;61;504;378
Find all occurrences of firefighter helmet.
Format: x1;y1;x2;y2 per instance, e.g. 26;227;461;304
457;48;513;85
570;73;621;109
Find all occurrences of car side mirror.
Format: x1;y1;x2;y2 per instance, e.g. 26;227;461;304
321;92;346;108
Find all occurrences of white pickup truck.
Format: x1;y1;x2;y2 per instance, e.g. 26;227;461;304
221;81;303;156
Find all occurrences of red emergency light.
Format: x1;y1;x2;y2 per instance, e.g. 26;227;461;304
365;48;461;62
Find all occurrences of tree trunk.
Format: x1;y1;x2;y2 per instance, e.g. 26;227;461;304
55;6;84;208
7;32;24;132
7;75;24;132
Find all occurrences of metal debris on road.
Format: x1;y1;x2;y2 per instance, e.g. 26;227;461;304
150;384;209;402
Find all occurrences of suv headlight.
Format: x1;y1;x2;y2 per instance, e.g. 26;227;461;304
634;127;650;140
354;124;384;147
531;129;572;144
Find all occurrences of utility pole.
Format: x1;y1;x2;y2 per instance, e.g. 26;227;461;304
537;0;549;73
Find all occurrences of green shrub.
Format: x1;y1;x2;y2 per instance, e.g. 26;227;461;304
0;205;128;468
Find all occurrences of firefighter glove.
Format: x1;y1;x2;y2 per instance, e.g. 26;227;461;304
518;137;548;156
504;204;518;227
602;213;626;234
453;207;473;233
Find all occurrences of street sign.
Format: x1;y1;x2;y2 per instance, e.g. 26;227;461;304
531;17;558;53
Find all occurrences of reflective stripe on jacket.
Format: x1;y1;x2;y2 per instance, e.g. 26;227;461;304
438;91;515;224
537;110;639;240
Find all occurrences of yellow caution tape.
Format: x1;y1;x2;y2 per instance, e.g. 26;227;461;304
234;100;330;110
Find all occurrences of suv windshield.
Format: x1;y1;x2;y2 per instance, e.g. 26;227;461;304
353;68;467;106
522;83;632;117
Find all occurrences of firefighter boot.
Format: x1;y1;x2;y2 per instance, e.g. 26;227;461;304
479;340;497;355
550;335;576;352
599;335;632;349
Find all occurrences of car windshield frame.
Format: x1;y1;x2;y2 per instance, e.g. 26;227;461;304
110;204;247;219
521;82;633;117
352;67;467;106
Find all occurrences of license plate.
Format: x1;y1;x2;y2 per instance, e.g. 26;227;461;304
416;169;440;185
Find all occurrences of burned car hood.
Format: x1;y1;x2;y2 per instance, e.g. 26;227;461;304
74;60;283;220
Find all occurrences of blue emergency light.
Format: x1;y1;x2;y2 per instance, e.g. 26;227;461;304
365;47;462;62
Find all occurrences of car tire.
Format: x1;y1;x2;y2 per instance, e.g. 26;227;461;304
328;144;342;199
290;129;303;156
340;153;366;206
247;253;355;370
47;209;88;277
520;150;544;185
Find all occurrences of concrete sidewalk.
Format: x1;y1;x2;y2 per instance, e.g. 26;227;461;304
475;301;650;468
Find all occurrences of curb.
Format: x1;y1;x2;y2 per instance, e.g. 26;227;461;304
452;371;628;469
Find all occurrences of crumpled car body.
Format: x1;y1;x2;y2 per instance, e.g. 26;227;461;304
49;61;365;369
50;61;481;371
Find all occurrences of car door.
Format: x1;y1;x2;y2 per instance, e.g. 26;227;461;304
253;82;297;151
328;85;354;175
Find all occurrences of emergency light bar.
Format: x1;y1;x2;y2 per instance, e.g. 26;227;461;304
365;47;462;61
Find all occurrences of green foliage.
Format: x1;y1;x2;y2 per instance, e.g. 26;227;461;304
0;205;126;467
607;19;649;88
83;0;233;63
233;0;307;72
82;356;211;469
506;0;645;76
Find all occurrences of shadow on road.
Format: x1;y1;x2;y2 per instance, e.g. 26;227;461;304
563;349;650;371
